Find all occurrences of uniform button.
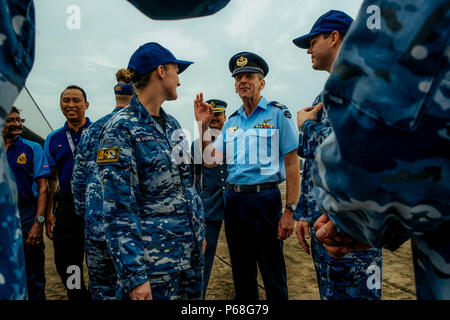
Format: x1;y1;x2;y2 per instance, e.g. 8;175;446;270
221;178;224;182
220;170;224;174
222;186;226;190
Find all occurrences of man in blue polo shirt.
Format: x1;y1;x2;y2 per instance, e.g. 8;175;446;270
3;107;49;300
195;52;300;300
44;85;91;300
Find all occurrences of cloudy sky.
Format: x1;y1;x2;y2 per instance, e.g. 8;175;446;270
24;0;363;138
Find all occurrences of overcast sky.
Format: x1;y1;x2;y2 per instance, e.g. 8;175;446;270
25;0;363;137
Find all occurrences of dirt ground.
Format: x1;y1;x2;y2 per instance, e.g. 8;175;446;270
44;183;416;300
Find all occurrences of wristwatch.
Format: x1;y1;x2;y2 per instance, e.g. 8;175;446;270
285;203;297;213
35;216;45;224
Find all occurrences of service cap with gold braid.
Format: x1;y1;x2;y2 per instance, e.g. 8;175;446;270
228;51;269;77
206;99;227;113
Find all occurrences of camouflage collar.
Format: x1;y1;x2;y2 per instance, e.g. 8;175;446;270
130;95;169;126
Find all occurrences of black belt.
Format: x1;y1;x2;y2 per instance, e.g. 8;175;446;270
227;182;277;193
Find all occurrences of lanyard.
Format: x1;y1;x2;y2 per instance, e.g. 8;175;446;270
66;127;86;158
65;130;76;155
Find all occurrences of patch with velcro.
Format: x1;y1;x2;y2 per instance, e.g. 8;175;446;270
96;148;120;163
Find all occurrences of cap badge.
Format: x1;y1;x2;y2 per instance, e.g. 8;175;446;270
210;101;216;107
236;56;248;67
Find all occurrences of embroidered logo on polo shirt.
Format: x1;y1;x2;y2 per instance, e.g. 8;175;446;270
17;153;27;164
96;148;120;163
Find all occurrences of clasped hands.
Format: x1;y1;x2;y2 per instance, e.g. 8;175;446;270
297;214;372;259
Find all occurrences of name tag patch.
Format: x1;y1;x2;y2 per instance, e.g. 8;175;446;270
96;148;120;163
135;136;156;143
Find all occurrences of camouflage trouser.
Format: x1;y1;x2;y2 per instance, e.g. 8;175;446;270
310;228;383;300
0;77;27;299
411;222;450;300
150;266;203;300
86;238;117;300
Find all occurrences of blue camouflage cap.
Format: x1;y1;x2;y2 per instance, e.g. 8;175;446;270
128;42;193;76
228;52;269;77
292;10;353;49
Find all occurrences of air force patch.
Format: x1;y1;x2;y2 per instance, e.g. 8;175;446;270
284;110;292;119
97;148;120;163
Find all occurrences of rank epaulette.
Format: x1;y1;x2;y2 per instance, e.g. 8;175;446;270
269;101;287;110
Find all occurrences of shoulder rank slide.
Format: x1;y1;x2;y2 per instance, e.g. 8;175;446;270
269;101;287;110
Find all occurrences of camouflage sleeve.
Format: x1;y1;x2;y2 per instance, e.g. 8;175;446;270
72;132;90;217
293;196;315;223
312;0;450;250
97;124;149;293
298;119;333;159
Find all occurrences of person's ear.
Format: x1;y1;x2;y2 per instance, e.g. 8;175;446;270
156;65;165;79
330;30;341;47
260;78;266;91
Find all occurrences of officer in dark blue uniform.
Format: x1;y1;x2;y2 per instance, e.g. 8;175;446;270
194;52;300;300
193;99;228;297
44;85;91;300
3;107;50;300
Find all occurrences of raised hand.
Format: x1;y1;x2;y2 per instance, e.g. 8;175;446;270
194;93;213;129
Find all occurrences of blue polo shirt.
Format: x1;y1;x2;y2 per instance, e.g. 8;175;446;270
44;119;91;193
6;136;51;203
214;96;298;185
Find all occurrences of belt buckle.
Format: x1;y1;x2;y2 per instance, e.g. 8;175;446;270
236;185;241;193
256;185;261;192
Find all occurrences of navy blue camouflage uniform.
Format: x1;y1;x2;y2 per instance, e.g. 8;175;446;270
73;106;124;300
0;0;226;300
0;0;35;300
312;0;450;299
97;96;205;300
294;95;382;300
